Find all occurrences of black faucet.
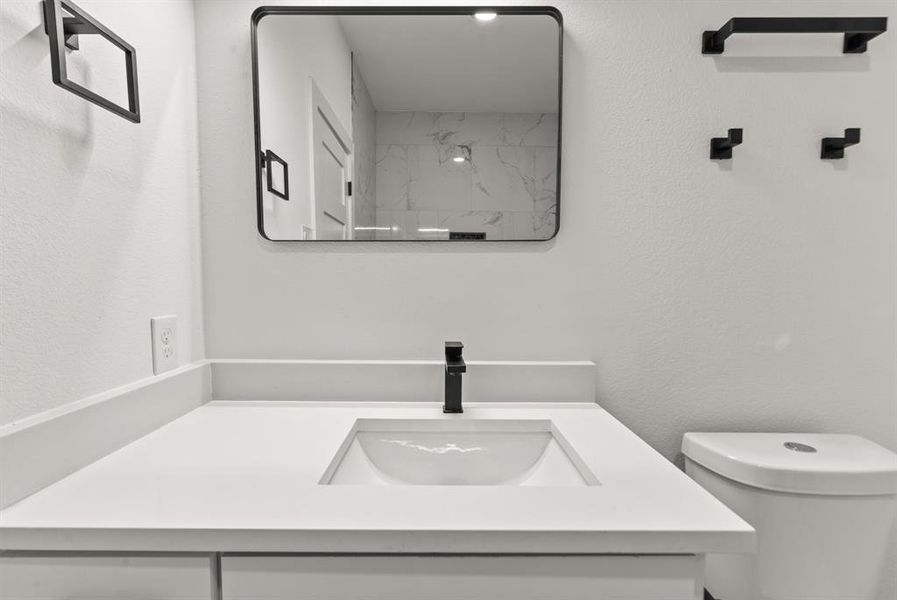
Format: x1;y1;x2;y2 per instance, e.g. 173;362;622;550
443;341;466;413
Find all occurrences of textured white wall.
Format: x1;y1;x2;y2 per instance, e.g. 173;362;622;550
198;4;897;589
0;0;204;425
197;0;896;457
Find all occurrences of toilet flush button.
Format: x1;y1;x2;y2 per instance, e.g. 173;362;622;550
784;441;817;453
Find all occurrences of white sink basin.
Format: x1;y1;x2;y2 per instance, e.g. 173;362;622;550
321;419;599;486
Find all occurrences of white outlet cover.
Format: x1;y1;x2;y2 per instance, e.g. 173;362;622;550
150;315;178;375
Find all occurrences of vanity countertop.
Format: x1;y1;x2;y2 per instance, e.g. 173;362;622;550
0;401;754;553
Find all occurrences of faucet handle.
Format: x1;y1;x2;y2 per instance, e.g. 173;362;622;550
445;341;464;358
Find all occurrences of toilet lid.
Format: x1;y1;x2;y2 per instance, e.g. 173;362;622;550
681;433;897;495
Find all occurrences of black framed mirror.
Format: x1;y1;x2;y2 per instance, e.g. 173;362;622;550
251;6;563;241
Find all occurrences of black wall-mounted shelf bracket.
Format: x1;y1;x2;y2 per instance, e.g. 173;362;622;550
702;17;888;54
42;5;92;51
821;128;860;159
710;128;743;160
42;0;140;123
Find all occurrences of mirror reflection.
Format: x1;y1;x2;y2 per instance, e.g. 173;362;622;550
253;9;561;241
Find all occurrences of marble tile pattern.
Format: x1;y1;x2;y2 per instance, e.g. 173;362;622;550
351;62;377;240
374;112;558;240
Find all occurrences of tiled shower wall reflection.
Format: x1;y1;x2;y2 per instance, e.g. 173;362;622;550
351;62;377;239
373;112;558;240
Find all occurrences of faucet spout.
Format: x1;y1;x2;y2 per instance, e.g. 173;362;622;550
443;341;465;413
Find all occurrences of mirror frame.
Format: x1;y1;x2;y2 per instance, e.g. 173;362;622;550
250;5;564;242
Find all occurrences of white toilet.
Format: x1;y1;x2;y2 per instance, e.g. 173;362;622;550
682;433;897;600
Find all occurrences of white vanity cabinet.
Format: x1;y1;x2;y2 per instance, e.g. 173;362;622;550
221;555;706;600
0;398;750;600
0;555;213;600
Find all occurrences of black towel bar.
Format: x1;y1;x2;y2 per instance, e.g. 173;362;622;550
702;17;888;54
42;0;140;123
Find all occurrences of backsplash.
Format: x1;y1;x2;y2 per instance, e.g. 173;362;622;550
373;111;558;240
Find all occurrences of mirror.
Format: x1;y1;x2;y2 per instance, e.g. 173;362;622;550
251;7;562;241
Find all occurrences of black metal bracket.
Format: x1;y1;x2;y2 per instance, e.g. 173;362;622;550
42;3;89;51
42;0;140;123
710;128;743;160
821;128;860;159
702;17;888;54
260;149;289;200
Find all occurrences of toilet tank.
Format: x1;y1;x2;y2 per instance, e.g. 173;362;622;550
682;433;897;600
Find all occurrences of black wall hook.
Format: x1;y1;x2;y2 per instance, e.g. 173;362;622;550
710;128;743;160
821;128;860;159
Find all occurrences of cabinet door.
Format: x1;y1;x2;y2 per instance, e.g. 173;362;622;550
0;555;213;600
222;555;703;600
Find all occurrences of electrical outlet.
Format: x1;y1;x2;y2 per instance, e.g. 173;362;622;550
150;315;178;375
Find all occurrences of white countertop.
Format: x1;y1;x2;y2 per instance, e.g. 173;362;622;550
0;401;754;554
